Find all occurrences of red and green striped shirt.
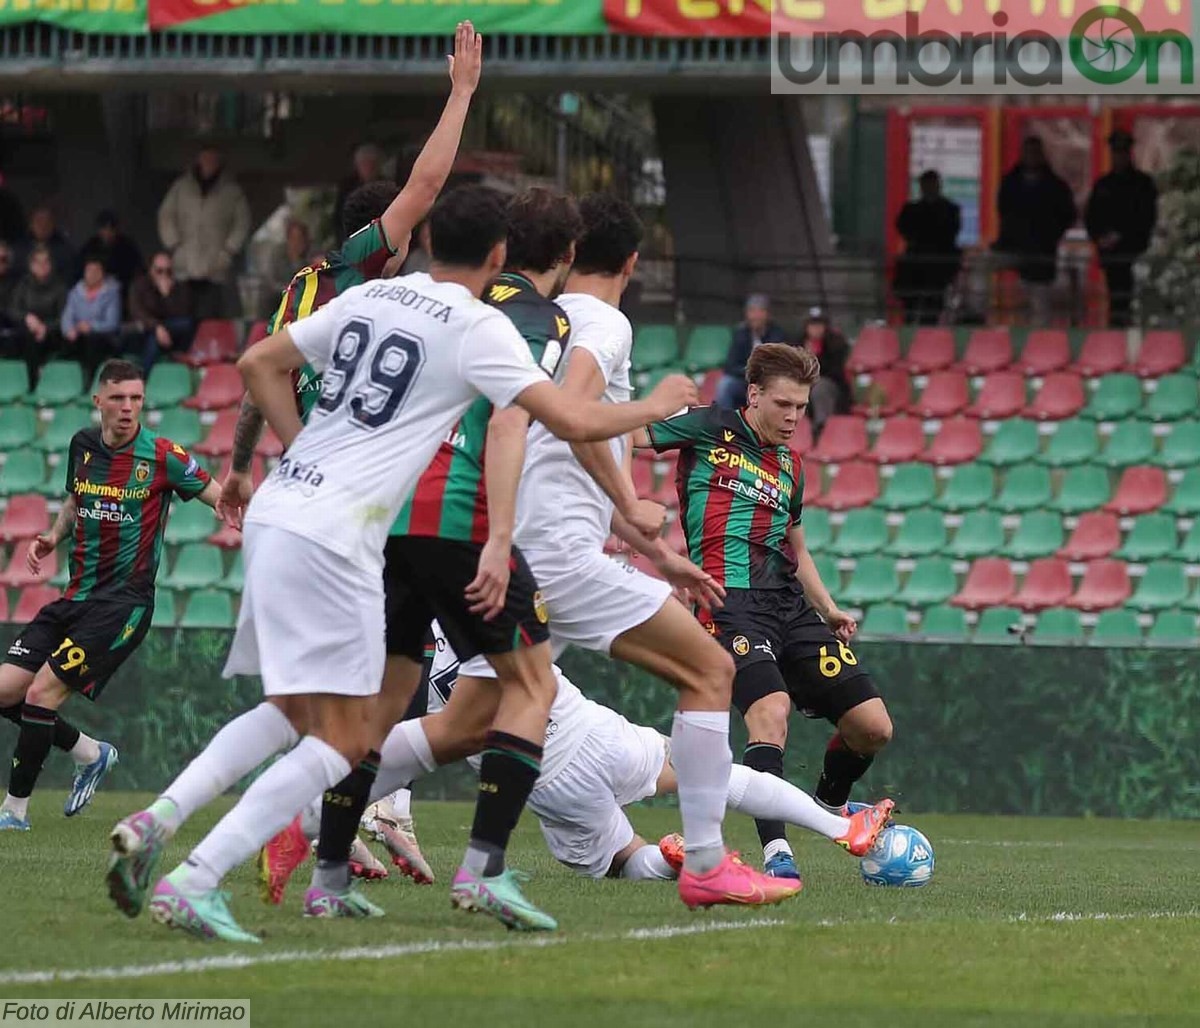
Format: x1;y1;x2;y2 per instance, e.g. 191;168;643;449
647;406;804;590
391;272;569;542
63;426;210;604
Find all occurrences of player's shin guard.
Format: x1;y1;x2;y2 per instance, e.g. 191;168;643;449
815;733;874;810
743;742;790;855
5;704;58;805
312;750;381;893
462;731;543;878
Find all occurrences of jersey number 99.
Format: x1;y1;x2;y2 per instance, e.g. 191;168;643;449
318;318;425;430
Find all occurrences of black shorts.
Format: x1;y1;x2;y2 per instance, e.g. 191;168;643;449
697;582;880;724
4;595;152;700
383;536;550;664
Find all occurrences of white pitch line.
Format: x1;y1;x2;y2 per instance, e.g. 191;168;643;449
0;917;787;987
1010;909;1200;924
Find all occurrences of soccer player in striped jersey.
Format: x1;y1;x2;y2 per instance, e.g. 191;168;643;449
0;360;220;831
641;343;895;881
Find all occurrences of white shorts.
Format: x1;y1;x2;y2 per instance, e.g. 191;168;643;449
528;710;668;878
223;524;385;698
458;547;671;679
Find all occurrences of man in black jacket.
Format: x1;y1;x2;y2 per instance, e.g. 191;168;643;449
894;170;961;325
1085;129;1157;328
715;294;789;408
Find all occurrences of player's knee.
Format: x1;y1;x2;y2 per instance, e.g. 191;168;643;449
688;646;734;708
844;706;893;755
25;670;66;709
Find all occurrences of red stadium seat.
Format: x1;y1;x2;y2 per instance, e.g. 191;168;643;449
1013;558;1073;612
0;539;56;588
847;326;900;375
1104;466;1168;516
0;586;8;622
854;368;911;417
1068;559;1132;612
1017;329;1070;375
208;523;243;550
809;415;868;464
12;584;58;623
817;461;879;510
195;410;236;457
869;417;925;464
1058;511;1121;561
1075;330;1128;377
957;328;1012;375
966;371;1026;420
922;417;982;465
697;370;722;406
245;320;270;348
184;363;244;411
257;425;284;459
911;370;969;419
0;495;49;543
664;518;688;555
802;469;823;506
1132;330;1186;378
951;558;1016;610
1024;372;1085;421
900;327;955;373
790;420;813;456
631;459;655;498
184;320;240;368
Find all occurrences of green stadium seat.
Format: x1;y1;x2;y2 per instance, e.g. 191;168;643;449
682;325;733;372
1156;421;1200;468
839;555;898;607
634;365;684;398
1032;607;1084;642
1143;373;1198;422
33;361;83;407
1187;584;1200;613
220;549;244;591
1116;513;1178;562
0;406;36;449
50;557;68;588
1091;608;1143;646
948;510;1004;559
897;557;957;607
145;363;194;410
1101;421;1156;468
885;509;947;558
1148;610;1196;644
151;590;178;628
164;500;217;545
1180;520;1200;563
1039;419;1099;467
981;419;1040;466
936;463;995;512
1082;373;1142;421
36;404;93;454
994;465;1052;513
162;543;224;589
631;325;679;373
812;552;840;592
831;508;888;557
1129;561;1190;611
155;408;203;449
800;508;832;552
920;604;968;638
0;360;27;405
1163;468;1200;516
0;453;49;497
876;463;936;511
1051;465;1112;514
1006;511;1065;560
179;589;235;629
976;606;1022;641
861;603;908;636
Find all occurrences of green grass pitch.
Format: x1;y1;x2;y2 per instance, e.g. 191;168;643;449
3;795;1200;1027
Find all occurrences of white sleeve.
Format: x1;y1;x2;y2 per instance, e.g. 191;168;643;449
569;321;630;382
284;296;345;374
458;310;547;409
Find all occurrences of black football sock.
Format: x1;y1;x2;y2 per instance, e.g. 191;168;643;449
6;704;58;802
814;733;874;810
1;702;80;753
462;730;543;878
312;749;380;893
743;742;789;851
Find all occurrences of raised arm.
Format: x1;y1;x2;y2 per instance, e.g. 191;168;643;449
515;373;697;443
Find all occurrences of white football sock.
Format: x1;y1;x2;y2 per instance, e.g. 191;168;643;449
390;788;412;821
727;763;850;840
159;702;299;835
2;793;28;821
180;735;349;893
670;709;730;873
620;845;677;881
299;796;322;842
371;720;435;802
68;732;101;765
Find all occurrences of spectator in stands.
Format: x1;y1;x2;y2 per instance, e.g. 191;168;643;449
157;144;251;320
803;309;851;437
715;293;789;408
1085;129;1157;329
61;255;121;383
894;169;961;325
5;245;66;388
333;143;386;244
78;210;144;304
129;250;194;374
993;136;1076;325
266;219;314;302
16;205;75;284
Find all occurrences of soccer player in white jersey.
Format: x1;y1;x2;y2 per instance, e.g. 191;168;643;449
108;186;697;943
388;194;803;910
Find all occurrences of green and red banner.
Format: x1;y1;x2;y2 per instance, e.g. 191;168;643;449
0;0;145;33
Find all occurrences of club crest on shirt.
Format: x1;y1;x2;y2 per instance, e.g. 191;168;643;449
723;430;735;442
780;450;793;474
732;635;750;656
134;460;150;483
533;591;549;624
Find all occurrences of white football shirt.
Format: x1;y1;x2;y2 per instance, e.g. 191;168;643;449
514;292;633;552
246;272;546;574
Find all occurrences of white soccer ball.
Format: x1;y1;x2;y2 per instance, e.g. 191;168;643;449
859;823;935;887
